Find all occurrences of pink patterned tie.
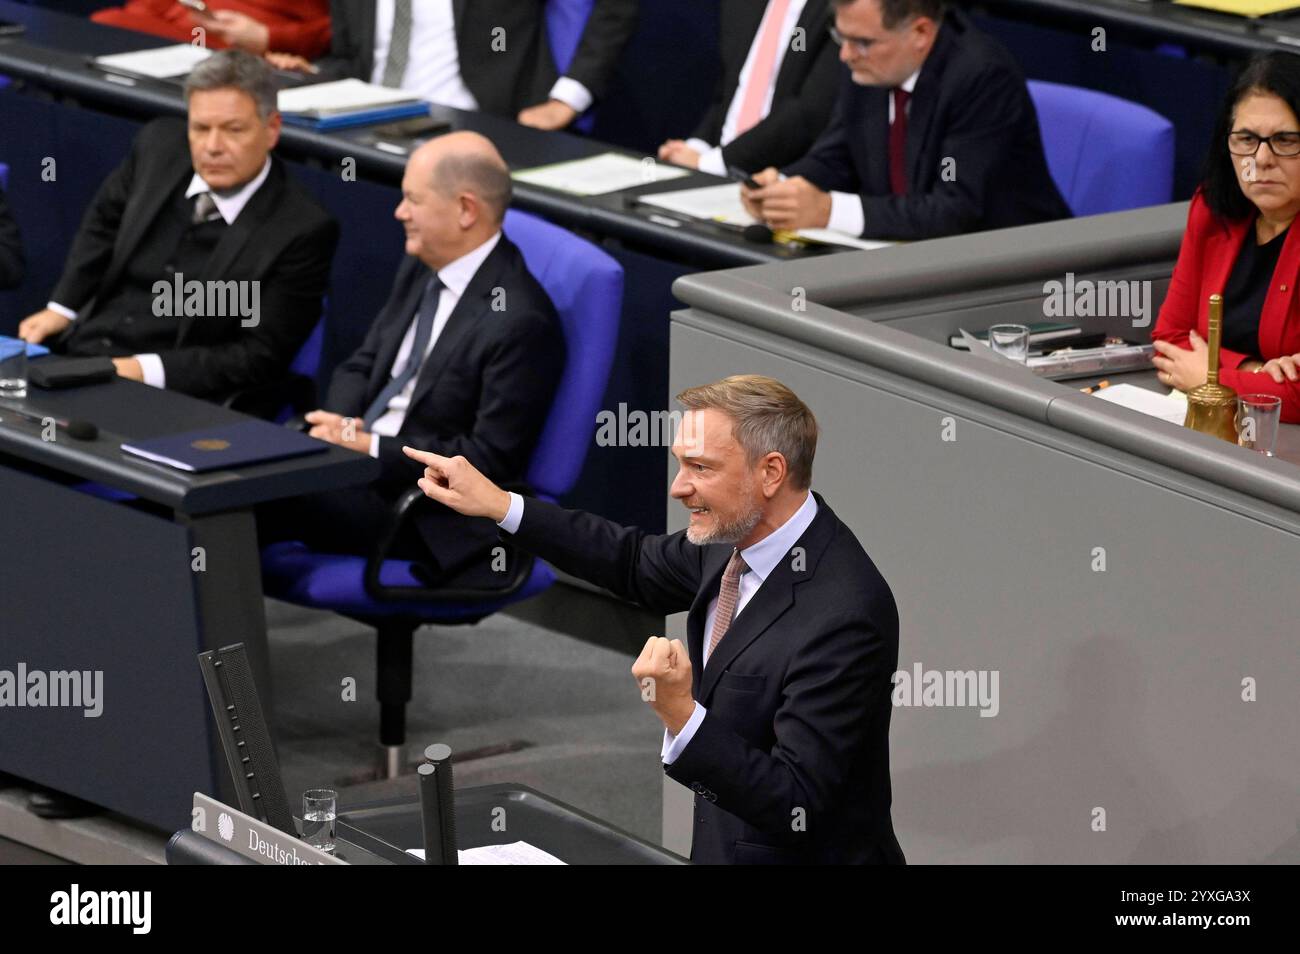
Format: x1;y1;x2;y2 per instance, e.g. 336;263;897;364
707;549;750;662
734;0;793;136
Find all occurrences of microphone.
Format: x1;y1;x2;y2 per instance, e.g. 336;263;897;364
1;406;99;440
417;743;458;865
743;223;774;244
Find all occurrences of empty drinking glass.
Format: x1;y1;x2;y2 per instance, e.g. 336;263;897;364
988;324;1030;364
1236;394;1282;456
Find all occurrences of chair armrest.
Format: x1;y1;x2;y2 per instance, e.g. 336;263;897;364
362;482;538;603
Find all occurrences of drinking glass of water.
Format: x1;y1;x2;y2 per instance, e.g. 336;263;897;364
302;789;337;854
988;324;1031;364
1236;394;1282;456
0;339;26;397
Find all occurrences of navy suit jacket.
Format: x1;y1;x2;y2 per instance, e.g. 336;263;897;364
508;492;905;865
784;8;1070;240
327;237;564;577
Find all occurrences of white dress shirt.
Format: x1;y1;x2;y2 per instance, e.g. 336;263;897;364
370;0;593;114
49;158;274;390
366;231;502;457
827;67;921;238
687;0;808;177
497;488;820;764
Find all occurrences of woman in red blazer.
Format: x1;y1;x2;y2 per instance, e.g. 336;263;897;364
91;1;331;61
1154;53;1300;424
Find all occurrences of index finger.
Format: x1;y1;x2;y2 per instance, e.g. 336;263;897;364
403;445;449;467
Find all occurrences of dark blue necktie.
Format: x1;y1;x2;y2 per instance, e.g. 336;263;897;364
363;274;443;428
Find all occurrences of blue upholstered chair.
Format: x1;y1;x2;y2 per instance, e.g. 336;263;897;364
0;162;8;190
260;209;623;774
546;0;597;134
1028;80;1175;217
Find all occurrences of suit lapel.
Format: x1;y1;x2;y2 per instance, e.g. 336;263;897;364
1262;221;1300;356
695;494;838;703
403;240;508;410
102;164;190;297
176;161;285;346
864;88;891;195
368;260;431;402
904;21;955;192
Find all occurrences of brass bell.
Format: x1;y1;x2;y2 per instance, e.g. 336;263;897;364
1183;294;1239;443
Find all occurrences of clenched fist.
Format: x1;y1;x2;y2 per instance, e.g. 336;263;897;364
631;636;696;735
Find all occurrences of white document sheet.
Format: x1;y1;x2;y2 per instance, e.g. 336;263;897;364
406;841;568;865
1092;383;1189;426
278;79;421;117
93;44;212;79
637;183;894;250
511;153;689;196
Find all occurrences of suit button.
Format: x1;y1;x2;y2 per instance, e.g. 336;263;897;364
123;316;133;325
101;337;113;347
1282;284;1289;292
164;264;176;275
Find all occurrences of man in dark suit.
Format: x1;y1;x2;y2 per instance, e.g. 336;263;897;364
658;0;842;175
741;0;1069;240
404;375;904;864
258;131;565;584
269;0;638;131
17;51;338;403
0;184;22;290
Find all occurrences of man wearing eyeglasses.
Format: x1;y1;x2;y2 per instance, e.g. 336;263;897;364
740;0;1070;240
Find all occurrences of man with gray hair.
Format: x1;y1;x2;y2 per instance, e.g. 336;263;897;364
19;50;337;406
257;132;565;588
404;374;904;864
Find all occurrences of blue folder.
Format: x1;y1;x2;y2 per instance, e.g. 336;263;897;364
282;101;432;131
0;335;50;359
121;419;329;472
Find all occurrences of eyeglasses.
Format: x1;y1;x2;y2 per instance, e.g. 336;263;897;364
827;25;878;55
1227;130;1300;157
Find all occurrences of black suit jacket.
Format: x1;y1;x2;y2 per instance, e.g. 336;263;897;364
319;0;638;117
691;0;841;172
0;185;23;290
508;492;904;865
327;236;565;575
783;8;1070;240
52;119;338;400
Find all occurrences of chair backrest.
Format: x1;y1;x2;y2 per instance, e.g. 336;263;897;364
545;0;597;133
545;0;595;76
0;162;8;191
503;208;623;501
1027;80;1175;217
290;309;325;380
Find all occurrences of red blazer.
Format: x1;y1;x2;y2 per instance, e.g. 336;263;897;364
1154;191;1300;423
92;0;331;60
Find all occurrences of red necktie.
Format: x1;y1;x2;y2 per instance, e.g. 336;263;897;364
889;87;910;196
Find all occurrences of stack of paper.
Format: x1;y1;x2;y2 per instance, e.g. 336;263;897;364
1091;383;1189;426
277;79;423;118
636;183;893;251
512;153;689;196
93;45;212;79
1174;0;1300;17
406;841;567;865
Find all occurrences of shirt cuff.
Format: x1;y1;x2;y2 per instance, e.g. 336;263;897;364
369;432;380;459
47;301;77;320
548;77;593;114
828;192;866;237
135;353;166;389
497;491;524;534
661;703;706;765
696;146;727;178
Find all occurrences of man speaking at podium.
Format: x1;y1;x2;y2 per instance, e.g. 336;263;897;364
403;375;904;865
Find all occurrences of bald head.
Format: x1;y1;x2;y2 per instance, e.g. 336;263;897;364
397;132;512;269
413;132;512;224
